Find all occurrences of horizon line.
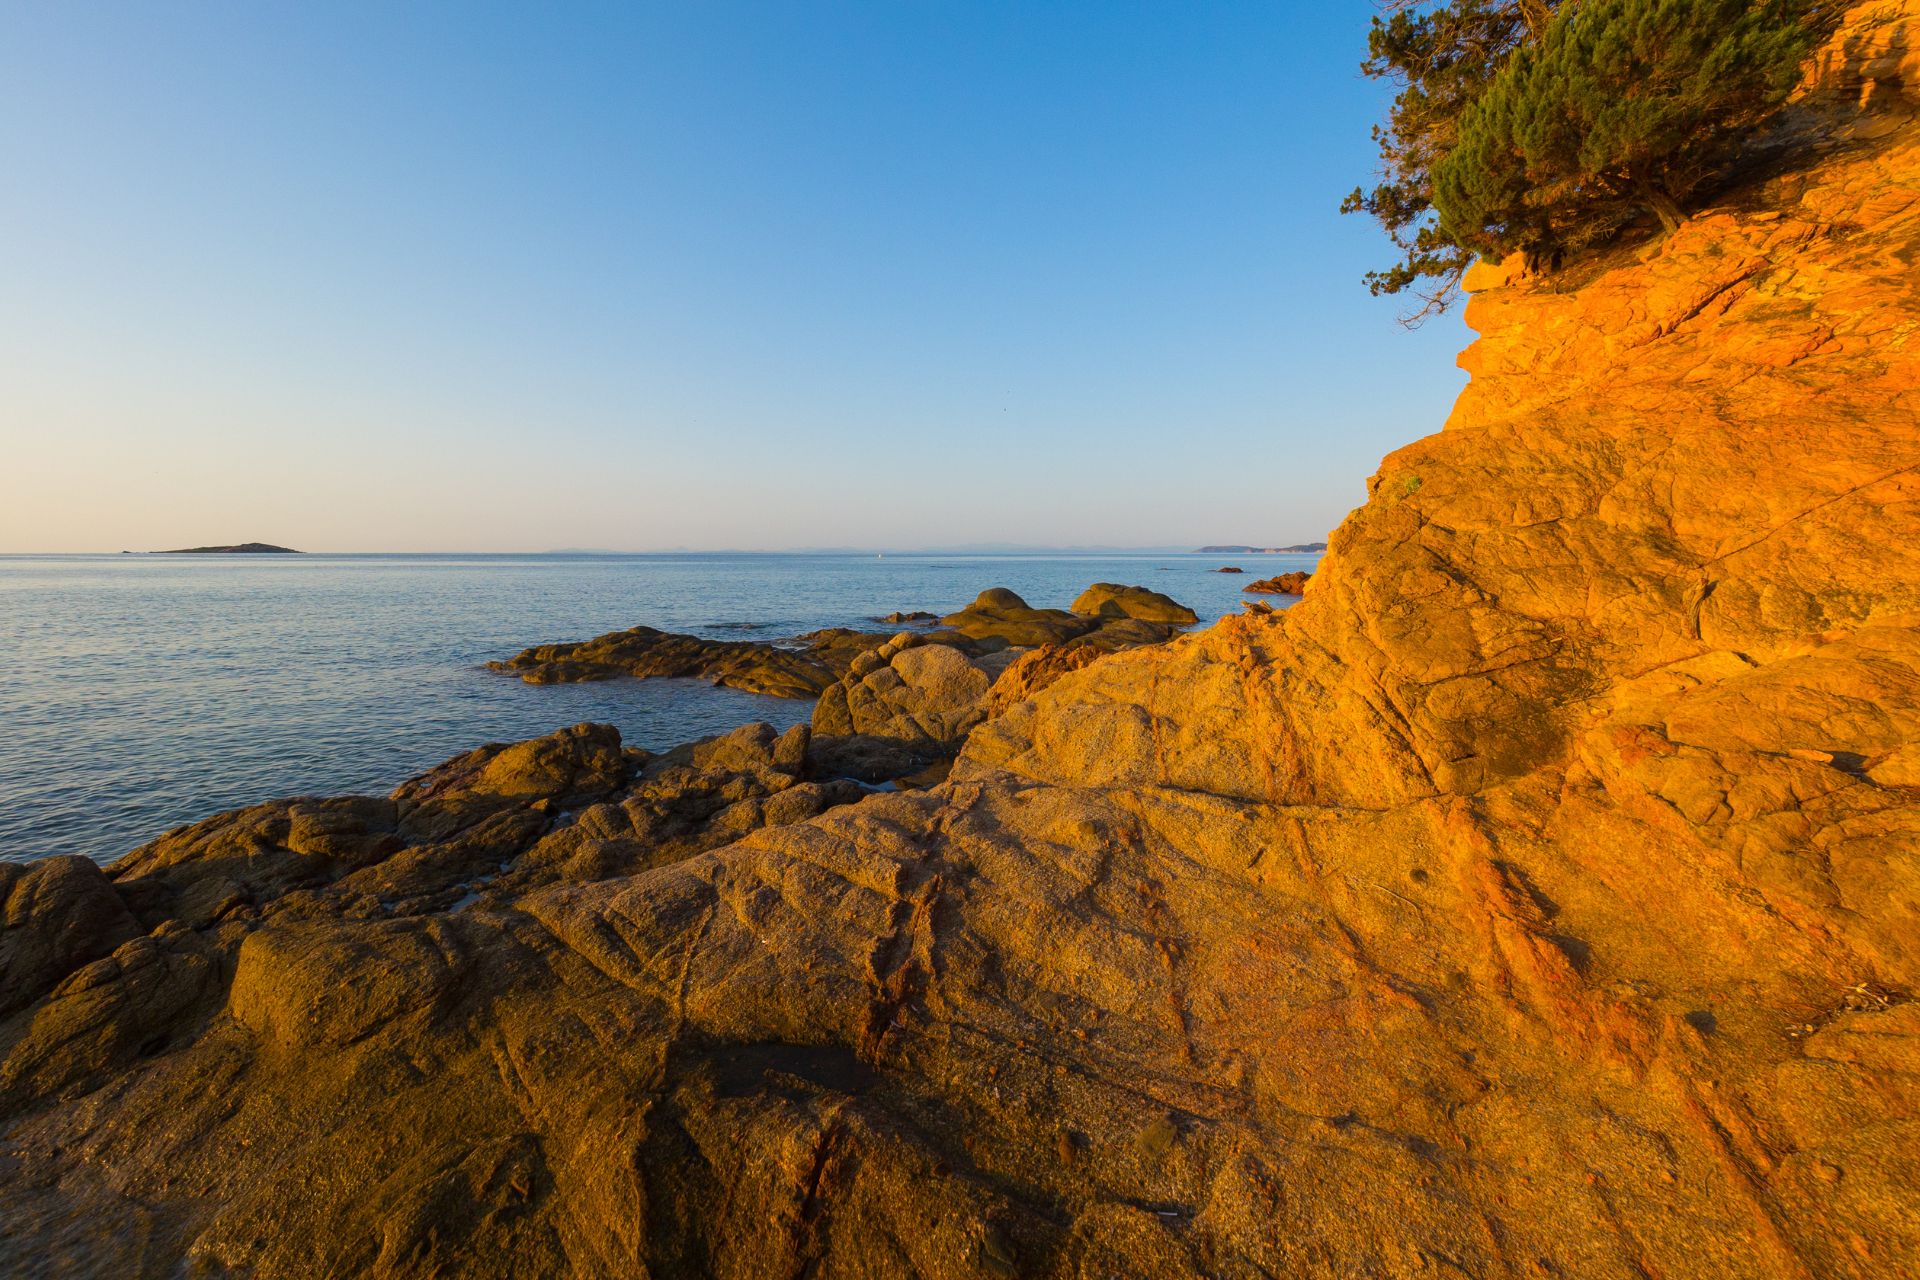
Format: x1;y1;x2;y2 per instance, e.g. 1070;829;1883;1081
3;544;1329;558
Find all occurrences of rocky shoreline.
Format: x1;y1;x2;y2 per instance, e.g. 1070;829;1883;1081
4;8;1920;1275
482;583;1206;785
487;583;1200;697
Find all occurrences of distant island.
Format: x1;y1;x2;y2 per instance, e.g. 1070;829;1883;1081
151;542;302;554
1196;542;1326;554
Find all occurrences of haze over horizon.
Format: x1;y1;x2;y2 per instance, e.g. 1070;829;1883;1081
0;1;1468;554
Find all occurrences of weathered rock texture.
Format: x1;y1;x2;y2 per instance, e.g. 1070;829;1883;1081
806;637;998;767
5;8;1920;1276
806;614;1187;784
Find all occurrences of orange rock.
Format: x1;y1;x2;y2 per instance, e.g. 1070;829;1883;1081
3;7;1920;1276
1244;571;1311;595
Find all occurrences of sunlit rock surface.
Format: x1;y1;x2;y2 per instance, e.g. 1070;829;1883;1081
4;6;1920;1275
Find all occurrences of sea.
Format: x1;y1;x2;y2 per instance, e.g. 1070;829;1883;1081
0;551;1314;865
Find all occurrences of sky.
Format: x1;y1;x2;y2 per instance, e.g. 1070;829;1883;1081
0;2;1471;553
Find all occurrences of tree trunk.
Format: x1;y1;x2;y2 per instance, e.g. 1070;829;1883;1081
1638;181;1685;234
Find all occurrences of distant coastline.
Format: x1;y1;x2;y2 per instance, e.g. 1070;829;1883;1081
1196;542;1326;554
143;542;302;555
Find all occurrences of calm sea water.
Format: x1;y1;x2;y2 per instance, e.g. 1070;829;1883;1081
0;552;1313;864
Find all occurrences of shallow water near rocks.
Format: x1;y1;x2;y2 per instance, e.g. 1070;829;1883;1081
0;551;1310;863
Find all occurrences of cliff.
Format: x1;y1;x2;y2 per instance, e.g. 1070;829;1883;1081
4;5;1919;1276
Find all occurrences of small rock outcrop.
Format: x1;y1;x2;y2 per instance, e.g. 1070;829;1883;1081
487;625;889;697
807;594;1199;782
940;585;1197;647
938;587;1092;647
493;587;1196;708
1068;582;1200;625
1244;571;1311;595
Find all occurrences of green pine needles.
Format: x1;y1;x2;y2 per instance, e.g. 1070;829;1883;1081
1347;0;1826;321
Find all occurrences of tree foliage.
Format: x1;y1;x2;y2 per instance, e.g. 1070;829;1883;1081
1433;0;1824;267
1343;1;1558;321
1346;0;1825;321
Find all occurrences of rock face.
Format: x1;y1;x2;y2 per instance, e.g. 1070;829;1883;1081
488;625;889;697
5;9;1920;1276
977;642;1110;717
0;858;140;1019
1243;570;1310;595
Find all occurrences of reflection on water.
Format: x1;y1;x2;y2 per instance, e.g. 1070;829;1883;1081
0;551;1312;862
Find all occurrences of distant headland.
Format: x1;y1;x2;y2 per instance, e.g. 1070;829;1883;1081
1196;542;1326;554
144;542;303;555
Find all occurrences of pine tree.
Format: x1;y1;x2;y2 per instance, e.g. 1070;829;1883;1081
1342;1;1559;322
1432;0;1824;268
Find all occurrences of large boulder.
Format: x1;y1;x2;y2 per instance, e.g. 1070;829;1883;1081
813;632;998;747
809;632;1010;781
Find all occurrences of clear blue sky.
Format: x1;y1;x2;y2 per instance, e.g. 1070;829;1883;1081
0;1;1469;553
